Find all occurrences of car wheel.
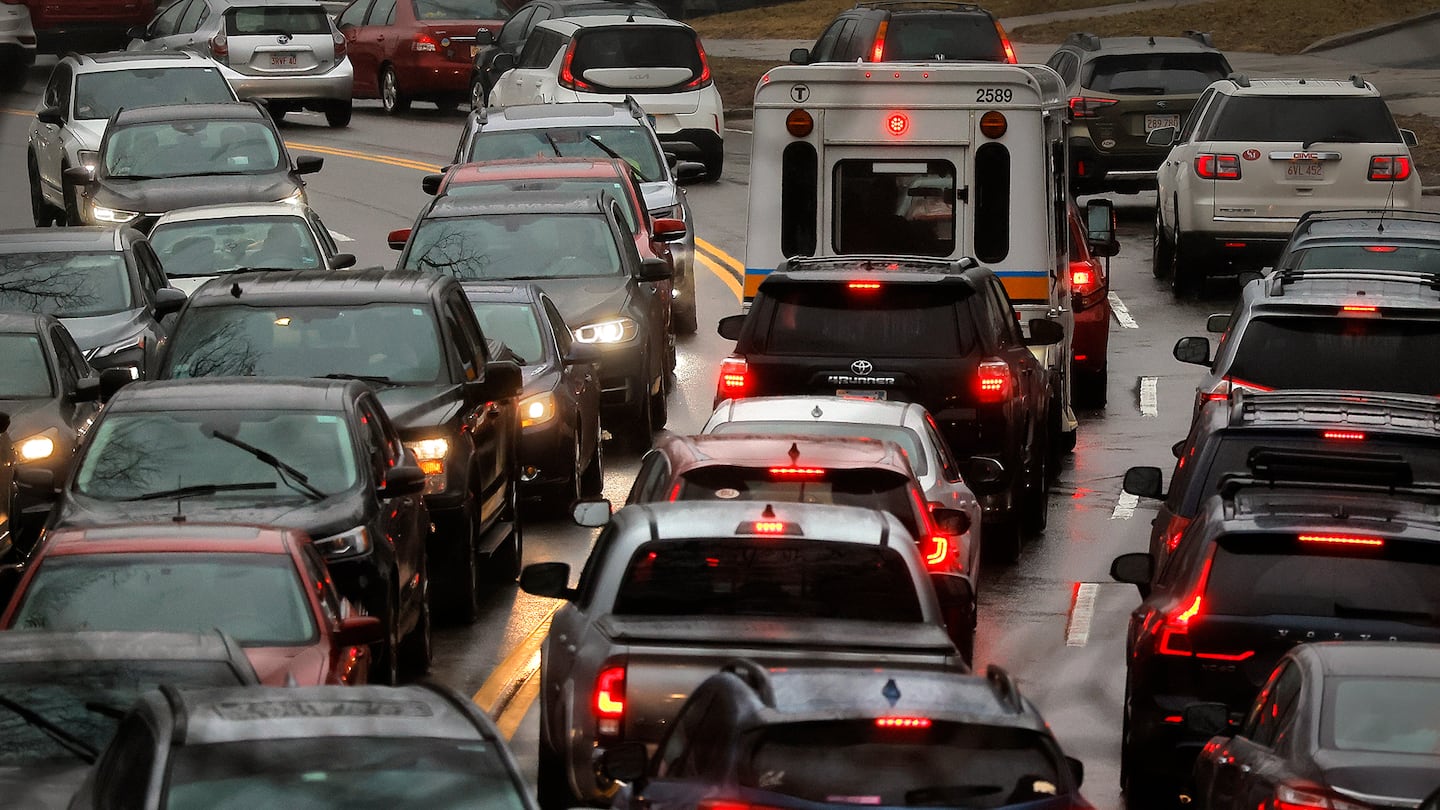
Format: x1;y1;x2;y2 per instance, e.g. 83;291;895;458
649;373;669;431
1072;362;1107;408
984;518;1022;565
620;375;656;449
1122;700;1174;808
28;155;58;227
702;145;724;182
470;75;487;110
397;558;432;678
431;509;479;625
1021;452;1048;534
368;584;401;686
325;99;352;128
1152;208;1173;279
61;165;82;226
1171;229;1202;299
580;425;604;497
672;292;698;335
546;436;583;510
486;482;522;582
381;66;411;114
537;735;577;810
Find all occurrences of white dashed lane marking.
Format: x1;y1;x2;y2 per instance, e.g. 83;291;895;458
1065;582;1101;646
1109;291;1138;329
1139;376;1159;417
1110;492;1139;520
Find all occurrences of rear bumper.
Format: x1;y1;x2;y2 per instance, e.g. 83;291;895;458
659;127;723;158
221;59;353;103
1071;298;1110;373
1182;229;1289;271
397;54;477;97
1070;138;1164;191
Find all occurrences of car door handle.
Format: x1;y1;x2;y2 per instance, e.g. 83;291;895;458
486;402;501;416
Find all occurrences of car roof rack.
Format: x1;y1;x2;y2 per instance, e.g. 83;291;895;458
1218;447;1417;497
721;658;777;707
985;665;1023;714
1228;72;1250;88
778;255;980;275
1182;29;1214;47
1350;74;1367;89
1296;208;1440;226
1267;266;1440;295
1064;32;1102;51
854;0;985;10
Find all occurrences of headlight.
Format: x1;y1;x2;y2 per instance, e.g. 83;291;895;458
313;526;372;558
77;150;99;170
18;430;58;462
277;188;305;205
90;204;138;224
405;438;449;477
86;334;145;362
520;392;557;429
573;317;639;345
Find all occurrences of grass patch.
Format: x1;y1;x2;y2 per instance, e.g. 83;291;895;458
713;56;783;112
693;0;1146;41
1011;0;1440;53
1396;115;1440;185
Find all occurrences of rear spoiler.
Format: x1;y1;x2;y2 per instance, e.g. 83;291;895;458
1218;447;1427;497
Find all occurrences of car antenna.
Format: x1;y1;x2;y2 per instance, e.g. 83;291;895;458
788;442;801;465
626;12;635;21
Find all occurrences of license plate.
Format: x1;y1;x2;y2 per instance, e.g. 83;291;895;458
270;54;297;67
470;45;479;57
837;389;886;401
1286;160;1324;179
1144;113;1179;132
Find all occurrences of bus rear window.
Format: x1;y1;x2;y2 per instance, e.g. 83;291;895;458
833;160;956;257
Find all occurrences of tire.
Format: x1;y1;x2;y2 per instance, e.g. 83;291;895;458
431;510;479;625
1123;699;1175;809
61;166;82;226
984;518;1022;565
397;558;432;678
1171;229;1202;299
544;436;583;510
380;66;411;114
28;155;59;227
470;75;486;110
536;736;577;810
434;98;459;113
325;99;352;128
649;374;669;431
486;482;522;583
1072;362;1107;408
702;146;723;182
672;291;698;335
1021;456;1048;534
620;377;656;449
1152;208;1173;279
580;428;604;497
368;584;401;686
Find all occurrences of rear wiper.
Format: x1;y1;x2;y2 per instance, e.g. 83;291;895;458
0;695;98;765
210;430;326;501
1333;603;1438;625
322;372;395;385
130;482;277;501
585;134;652;182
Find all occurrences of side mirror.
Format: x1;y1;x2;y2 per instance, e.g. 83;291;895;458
1173;336;1211;366
474;27;494;46
717;313;745;341
564;341;603;365
966;456;1004;485
478;360;523;401
1122;466;1164;499
1401;128;1419;148
789;47;810;64
99;367;138;402
379;464;426;498
16;467;55;492
334;615;385;646
1084;199;1119;258
1066;756;1084;788
492;52;516;74
674;161;707;184
1205;313;1230;334
387;228;411;251
1025;318;1065;346
651;217;687;243
153;286;187;316
73;376;104;402
572;498;612;527
0;411;9;434
636;257;672;282
599;741;649;783
519;561;574;599
36;106;63;126
1183;702;1233;737
1109;552;1154;595
931;506;970;536
1145;125;1177;147
331;253;357;270
421;173;443;195
64;165;94;185
294;155;324;175
126;25;147;40
1172;439;1186;459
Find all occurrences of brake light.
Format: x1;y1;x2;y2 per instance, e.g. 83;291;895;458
412;32;438;52
923;535;950;568
1364;245;1400;253
752;521;787;534
1156;559;1254;661
1368;155;1412;181
680;37;713;90
209;33;228;58
769;466;826;477
717;357;748;399
871;19;888;61
1270;782;1373;810
875;716;932;729
1070;259;1102;302
1299;533;1384;548
887;112;909;136
594;665;626;735
1195;154;1241;180
976;359;1012;404
1069;96;1117;118
1322;430;1365;441
996;22;1017;63
332;30;347;59
849;281;882;291
1340;304;1378;315
558;40;592;91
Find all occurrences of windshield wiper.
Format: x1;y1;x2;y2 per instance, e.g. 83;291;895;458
130;482;278;501
585;134;652;182
321;372;395;385
543;132;565;158
0;695;98;765
209;430;326;501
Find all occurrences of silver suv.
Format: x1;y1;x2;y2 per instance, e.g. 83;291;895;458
127;0;353;127
27;50;237;227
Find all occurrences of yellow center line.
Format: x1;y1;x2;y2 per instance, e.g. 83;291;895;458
696;251;743;301
472;604;558;715
495;672;542;741
696;236;744;273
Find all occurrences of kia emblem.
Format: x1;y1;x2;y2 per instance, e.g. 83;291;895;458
851;360;873;375
1242;149;1261;161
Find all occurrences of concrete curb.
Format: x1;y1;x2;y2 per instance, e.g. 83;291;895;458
1301;9;1440;54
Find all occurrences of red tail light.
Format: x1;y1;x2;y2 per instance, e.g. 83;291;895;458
1269;782;1373;810
1364;245;1400;253
1322;430;1365;441
680;36;713;90
1340;304;1379;315
1195;154;1241;180
996;22;1017;63
1069;96;1117;118
870;19;888;61
1156;559;1254;661
1202;376;1273;402
209;33;228;58
1368;155;1412;181
558;41;592;91
717;357;749;400
412;32;438;52
332;30;347;59
1299;533;1383;548
975;359;1012;404
875;716;932;729
594;664;626;735
923;535;950;568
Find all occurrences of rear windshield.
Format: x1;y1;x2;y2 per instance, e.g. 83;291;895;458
759;285;974;358
1205;535;1440;622
570;28;701;90
614;539;923;622
413;0;509;20
1083;52;1230;94
1205;96;1401;142
1228;316;1440;395
1291;245;1440;274
74;67;232;120
1326;677;1440;755
708;421;929;476
880;14;1006;62
741;721;1063;806
677;467;922;538
226;6;331;35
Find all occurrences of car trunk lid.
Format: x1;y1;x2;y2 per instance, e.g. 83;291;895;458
224;5;337;77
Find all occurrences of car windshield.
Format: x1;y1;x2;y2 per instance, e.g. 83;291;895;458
614;539;924;622
468;302;545;365
104;120;282;178
11;554;317;646
1206;96;1401;142
165;736;529;809
165;304;445;384
404;214;623;280
0;333;55;398
676;467;922;538
569;28;701;90
74;409;359;500
447;179;640;230
762;285;975;358
1326;677;1440;755
1084;52;1231;94
73;67;234;120
150;216;324;276
467;126;664;183
708;421;929;477
0;252;132;317
1291;245;1440;273
0;659;246;767
1228;316;1440;395
741;721;1063;807
413;0;509;19
881;14;1007;62
226;5;331;34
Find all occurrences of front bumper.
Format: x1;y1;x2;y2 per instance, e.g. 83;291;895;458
595;344;649;414
519;417;575;489
220;59;353;103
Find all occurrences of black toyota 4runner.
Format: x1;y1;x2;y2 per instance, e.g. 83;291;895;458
715;256;1063;561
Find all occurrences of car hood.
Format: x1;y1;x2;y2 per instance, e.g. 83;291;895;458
532;275;632;329
1315;750;1440;804
374;385;464;435
91;174;299;214
0;763;92;810
639;180;679;213
59;309;149;355
68;119;108;152
0;399;65;440
245;644;328;686
55;491;364;541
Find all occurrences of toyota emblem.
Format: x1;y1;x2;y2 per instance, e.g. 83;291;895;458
851;360;874;375
277;33;292;44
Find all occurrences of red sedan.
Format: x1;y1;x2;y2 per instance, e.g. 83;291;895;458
0;523;383;686
338;0;510;113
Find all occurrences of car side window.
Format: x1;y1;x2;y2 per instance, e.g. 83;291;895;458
1181;88;1217;143
95;715;158;810
301;546;344;626
446;295;487;379
986;279;1023;348
356;396;397;480
832;18;859;60
1246;662;1302;747
517;29;563;69
307;209;339;256
337;0;372;28
366;0;396;26
541;297;572;358
497;7;534;47
178;0;207;34
1048;51;1079;85
49;327;82;389
43;64;71;114
135;243;167;297
923;413;963;483
573;523;618;609
626;450;670;505
151;0;191;37
526;6;551;33
811;19;845;61
56;328;92;382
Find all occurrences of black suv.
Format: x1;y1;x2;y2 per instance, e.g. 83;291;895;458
394;192;673;446
1110;469;1440;805
715;257;1063;561
1271;208;1440;274
791;0;1014;65
1174;268;1440;412
1045;32;1230;195
156;268;523;625
1125;389;1440;561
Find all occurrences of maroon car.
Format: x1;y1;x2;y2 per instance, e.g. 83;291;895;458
338;0;509;113
1068;201;1115;408
20;0;155;52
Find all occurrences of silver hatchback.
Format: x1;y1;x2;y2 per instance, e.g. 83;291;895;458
128;0;354;127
